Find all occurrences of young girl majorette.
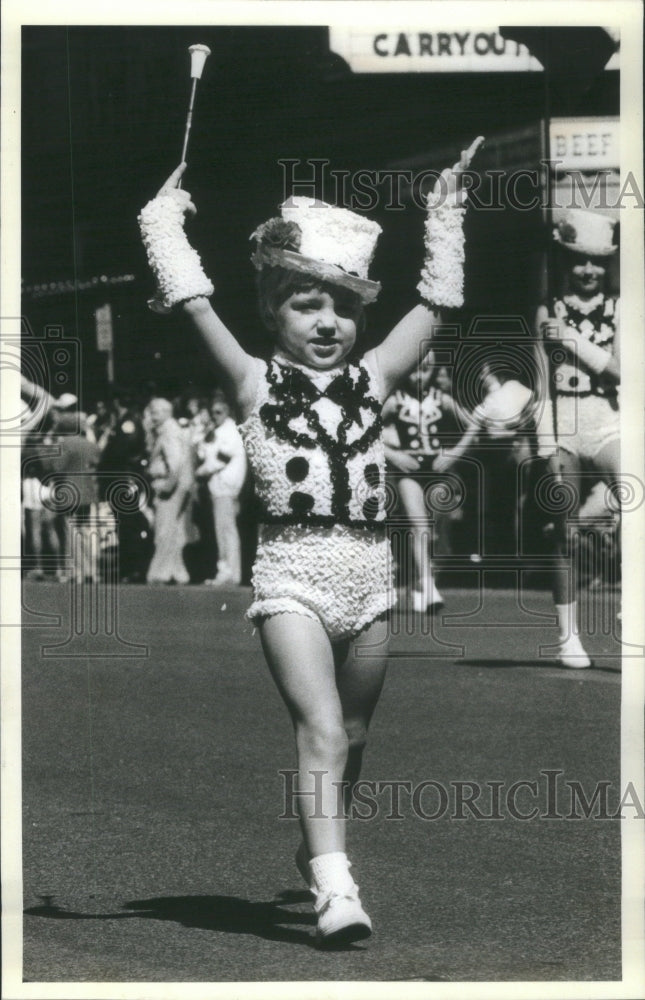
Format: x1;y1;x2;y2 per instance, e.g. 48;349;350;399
382;351;467;610
138;136;483;945
534;209;620;668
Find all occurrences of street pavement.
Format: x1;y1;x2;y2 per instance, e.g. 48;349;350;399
17;579;625;985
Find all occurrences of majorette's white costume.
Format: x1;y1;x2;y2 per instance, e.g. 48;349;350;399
239;352;392;639
548;291;619;460
382;384;461;470
539;209;620;462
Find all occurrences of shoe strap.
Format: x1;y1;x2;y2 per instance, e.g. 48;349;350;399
314;884;360;914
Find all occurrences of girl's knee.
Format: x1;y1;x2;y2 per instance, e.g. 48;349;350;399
296;720;349;763
344;720;368;753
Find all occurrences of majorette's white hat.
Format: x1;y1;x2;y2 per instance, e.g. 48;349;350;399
250;196;382;304
553;209;617;257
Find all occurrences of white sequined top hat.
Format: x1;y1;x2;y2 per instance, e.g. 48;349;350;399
553;209;617;257
250;196;382;303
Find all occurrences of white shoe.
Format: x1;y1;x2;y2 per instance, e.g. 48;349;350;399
411;582;444;613
208;571;239;587
411;589;427;613
427;578;444;609
557;633;592;669
314;885;372;947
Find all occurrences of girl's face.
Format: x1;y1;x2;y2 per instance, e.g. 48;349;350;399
568;257;606;297
406;353;434;395
434;366;452;393
210;401;229;427
273;286;360;370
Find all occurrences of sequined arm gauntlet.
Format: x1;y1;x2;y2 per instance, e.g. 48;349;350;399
567;332;612;376
417;193;466;310
138;194;214;312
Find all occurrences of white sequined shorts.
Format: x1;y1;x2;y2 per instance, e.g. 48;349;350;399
556;394;620;462
247;523;395;641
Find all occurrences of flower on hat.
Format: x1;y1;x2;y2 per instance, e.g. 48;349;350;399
251;218;302;253
553;209;617;257
558;222;578;245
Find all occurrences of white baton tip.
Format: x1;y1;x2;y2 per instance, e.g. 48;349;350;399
188;43;211;79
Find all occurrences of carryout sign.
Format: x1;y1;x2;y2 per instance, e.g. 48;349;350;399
329;27;543;72
328;27;620;73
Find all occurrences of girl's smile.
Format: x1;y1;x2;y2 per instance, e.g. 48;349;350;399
569;258;606;298
273;287;360;370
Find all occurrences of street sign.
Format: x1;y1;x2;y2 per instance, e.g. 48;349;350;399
328;27;620;74
550;117;619;172
95;303;113;352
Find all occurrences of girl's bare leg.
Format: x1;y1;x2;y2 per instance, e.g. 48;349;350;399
397;476;432;595
334;616;389;815
593;438;621;495
549;450;581;606
546;449;593;666
260;612;348;858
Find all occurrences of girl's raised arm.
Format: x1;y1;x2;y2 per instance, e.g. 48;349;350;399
368;137;484;398
139;164;257;416
537;299;620;385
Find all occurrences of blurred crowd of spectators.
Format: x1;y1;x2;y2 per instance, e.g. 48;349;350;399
20;380;249;585
20;360;618;590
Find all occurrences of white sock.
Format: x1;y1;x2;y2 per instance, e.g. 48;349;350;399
555;601;579;642
308;851;355;895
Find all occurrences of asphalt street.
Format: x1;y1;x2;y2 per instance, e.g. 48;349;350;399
18;580;623;985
